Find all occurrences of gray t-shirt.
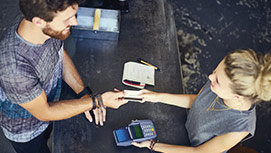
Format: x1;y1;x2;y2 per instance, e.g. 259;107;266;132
0;19;63;142
185;80;256;152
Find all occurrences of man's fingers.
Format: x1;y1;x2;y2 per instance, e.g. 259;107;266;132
99;108;103;126
84;111;93;123
112;89;125;97
93;109;100;125
102;107;106;122
119;98;128;105
116;91;125;97
110;99;128;109
84;108;106;126
113;88;120;92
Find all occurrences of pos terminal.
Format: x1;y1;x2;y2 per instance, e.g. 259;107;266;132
113;120;157;146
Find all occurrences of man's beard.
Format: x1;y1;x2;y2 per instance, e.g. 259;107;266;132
42;24;71;40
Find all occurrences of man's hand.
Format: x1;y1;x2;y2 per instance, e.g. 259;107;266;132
82;94;106;126
84;106;106;126
84;89;126;125
84;110;93;123
102;90;127;109
93;107;106;126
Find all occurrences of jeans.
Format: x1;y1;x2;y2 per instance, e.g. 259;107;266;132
9;123;52;153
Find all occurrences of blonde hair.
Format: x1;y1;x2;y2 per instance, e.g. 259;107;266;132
225;49;271;102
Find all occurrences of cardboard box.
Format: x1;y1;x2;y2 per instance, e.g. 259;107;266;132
71;7;121;40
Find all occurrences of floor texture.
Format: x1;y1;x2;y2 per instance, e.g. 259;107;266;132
0;0;270;153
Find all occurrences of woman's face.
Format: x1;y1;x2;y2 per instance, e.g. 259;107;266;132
208;59;236;100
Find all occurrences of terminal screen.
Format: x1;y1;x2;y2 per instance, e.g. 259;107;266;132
115;128;130;142
130;125;143;139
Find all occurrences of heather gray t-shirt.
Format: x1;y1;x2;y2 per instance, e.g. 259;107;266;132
185;80;256;153
0;19;63;142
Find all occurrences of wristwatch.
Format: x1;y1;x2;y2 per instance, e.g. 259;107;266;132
77;87;92;98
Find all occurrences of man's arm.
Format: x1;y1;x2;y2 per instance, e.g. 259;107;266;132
19;89;126;121
133;132;249;153
62;49;85;94
61;49;100;124
19;90;93;121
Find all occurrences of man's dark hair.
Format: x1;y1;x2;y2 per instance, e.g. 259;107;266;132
19;0;84;22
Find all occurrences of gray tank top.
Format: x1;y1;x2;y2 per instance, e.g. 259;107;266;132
185;80;256;152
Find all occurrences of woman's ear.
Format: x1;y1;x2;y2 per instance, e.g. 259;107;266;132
234;94;246;102
234;95;239;99
32;17;46;28
233;94;241;100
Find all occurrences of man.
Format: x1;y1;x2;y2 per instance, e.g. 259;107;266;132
0;0;127;153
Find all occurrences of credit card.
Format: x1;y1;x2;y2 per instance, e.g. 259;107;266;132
124;90;143;102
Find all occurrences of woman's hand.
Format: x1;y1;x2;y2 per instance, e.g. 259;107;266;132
131;141;152;149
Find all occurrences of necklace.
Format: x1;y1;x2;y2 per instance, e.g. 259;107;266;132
206;96;232;112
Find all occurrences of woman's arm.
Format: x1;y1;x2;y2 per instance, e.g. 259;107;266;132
133;131;249;153
140;90;197;108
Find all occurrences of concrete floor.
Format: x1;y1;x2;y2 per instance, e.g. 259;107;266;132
1;0;271;153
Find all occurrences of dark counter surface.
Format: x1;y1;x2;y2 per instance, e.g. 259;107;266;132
53;0;189;153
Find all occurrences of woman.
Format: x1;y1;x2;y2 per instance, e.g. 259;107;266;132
132;49;271;153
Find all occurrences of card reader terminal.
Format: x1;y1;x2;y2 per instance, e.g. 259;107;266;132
113;120;157;146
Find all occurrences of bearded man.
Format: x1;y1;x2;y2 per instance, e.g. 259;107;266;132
0;0;127;153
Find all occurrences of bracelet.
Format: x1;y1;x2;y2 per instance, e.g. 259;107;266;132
90;94;103;110
97;94;104;107
150;139;159;152
91;95;96;109
77;87;92;98
95;95;101;108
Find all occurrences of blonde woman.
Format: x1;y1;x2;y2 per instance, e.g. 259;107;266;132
132;49;271;153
